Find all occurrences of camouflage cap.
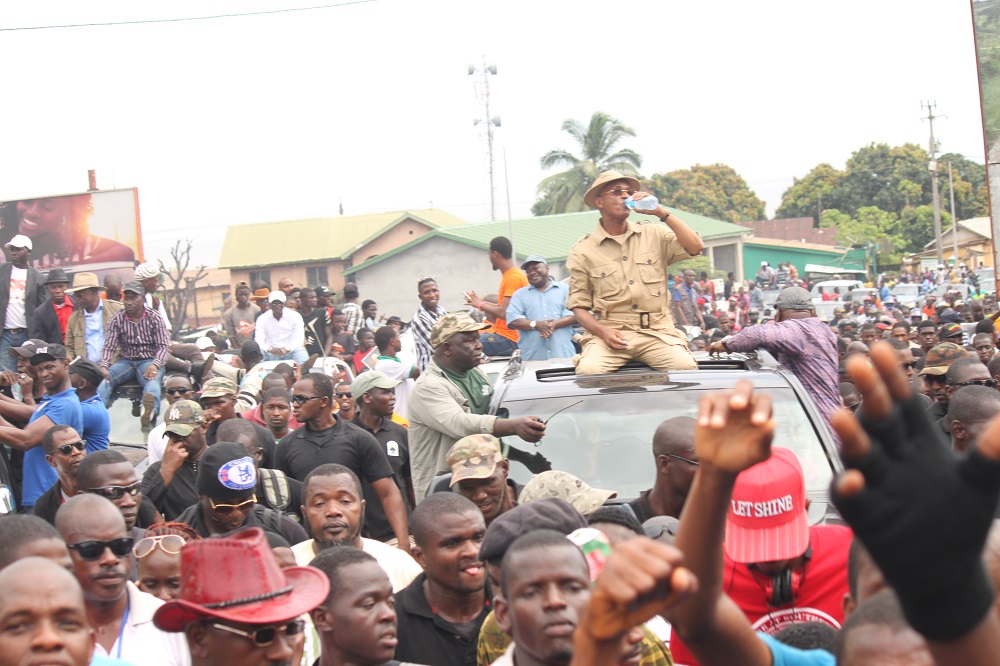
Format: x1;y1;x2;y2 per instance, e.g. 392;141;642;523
164;400;206;437
519;470;617;516
448;434;504;485
919;342;968;376
199;376;238;398
429;313;487;349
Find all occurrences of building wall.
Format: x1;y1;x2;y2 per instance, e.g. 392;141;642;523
349;237;514;320
742;242;864;281
737;218;839;246
347;219;434;267
228;261;347;294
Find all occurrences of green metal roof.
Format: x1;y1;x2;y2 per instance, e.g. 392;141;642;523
217;209;467;269
344;208;750;276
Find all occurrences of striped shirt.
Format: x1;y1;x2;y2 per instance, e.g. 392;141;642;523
342;302;362;336
410;304;447;372
99;306;170;368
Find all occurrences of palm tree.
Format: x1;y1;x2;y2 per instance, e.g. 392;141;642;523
532;112;642;216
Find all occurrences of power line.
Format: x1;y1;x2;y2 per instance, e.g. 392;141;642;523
0;0;376;32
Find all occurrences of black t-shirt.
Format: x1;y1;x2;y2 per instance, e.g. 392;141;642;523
141;459;199;522
276;417;397;540
302;308;330;357
352;415;412;501
331;331;356;357
393;573;491;666
628;490;657;524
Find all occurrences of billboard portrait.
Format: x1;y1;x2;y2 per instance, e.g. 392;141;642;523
0;187;142;274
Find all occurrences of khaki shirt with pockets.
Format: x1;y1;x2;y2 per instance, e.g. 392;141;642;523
567;219;696;344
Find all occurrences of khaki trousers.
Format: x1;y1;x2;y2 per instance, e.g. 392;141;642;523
575;328;697;375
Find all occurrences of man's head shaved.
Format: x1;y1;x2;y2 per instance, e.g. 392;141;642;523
215;418;260;453
945;358;989;385
411;492;480;547
55;493;125;540
947;385;1000;430
0;515;63;570
651;416;696;457
0;556;82;597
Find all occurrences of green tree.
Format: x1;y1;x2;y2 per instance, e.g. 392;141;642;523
774;163;840;219
820;206;906;263
532;112;642;216
939;152;989;221
894;205;951;254
642;164;765;223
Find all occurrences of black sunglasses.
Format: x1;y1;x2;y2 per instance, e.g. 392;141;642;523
67;537;134;561
208;619;305;647
85;482;141;501
54;441;86;456
951;378;997;388
664;454;699;466
902;362;916;371
165;387;192;395
335;391;353;398
290;394;323;406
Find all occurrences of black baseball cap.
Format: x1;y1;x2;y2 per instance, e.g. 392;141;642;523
30;344;68;365
69;357;103;387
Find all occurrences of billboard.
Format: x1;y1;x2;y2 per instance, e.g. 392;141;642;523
0;187;142;277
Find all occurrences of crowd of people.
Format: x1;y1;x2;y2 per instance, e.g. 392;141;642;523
2;172;1000;666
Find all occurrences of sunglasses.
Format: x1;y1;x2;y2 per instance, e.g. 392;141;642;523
600;187;634;197
54;440;86;456
902;362;916;371
85;481;141;501
209;495;257;514
67;537;134;561
208;619;305;647
951;378;997;388
290;394;322;406
133;534;187;559
165;387;192;396
664;454;699;466
335;391;352;399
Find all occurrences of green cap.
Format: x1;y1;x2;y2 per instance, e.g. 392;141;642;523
448;434;503;486
199;376;238;398
919;342;967;377
164;400;205;437
429;313;487;349
351;371;401;399
519;470;616;515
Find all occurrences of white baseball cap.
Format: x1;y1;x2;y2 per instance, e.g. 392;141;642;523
5;235;32;250
268;291;286;304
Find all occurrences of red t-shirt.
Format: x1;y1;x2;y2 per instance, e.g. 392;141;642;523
53;298;74;342
669;525;852;666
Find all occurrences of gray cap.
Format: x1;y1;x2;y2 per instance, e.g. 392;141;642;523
122;280;144;295
774;286;814;311
520;255;546;270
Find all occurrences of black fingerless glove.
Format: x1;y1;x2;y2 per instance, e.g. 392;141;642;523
831;392;1000;641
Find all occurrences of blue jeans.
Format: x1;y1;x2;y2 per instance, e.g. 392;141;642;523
0;329;28;373
98;359;164;416
263;348;309;364
479;332;517;357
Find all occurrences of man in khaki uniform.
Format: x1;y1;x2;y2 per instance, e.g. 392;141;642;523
567;170;705;374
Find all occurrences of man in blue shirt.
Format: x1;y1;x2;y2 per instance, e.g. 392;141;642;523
0;341;82;508
68;357;110;454
506;255;577;361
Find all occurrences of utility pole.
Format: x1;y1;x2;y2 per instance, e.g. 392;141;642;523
922;100;944;266
469;58;499;221
948;162;958;266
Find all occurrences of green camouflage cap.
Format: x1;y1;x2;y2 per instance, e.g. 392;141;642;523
163;399;206;437
519;470;617;516
448;434;504;486
199;376;238;398
919;342;967;377
429;313;488;349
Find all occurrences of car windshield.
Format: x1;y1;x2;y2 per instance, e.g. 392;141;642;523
498;387;833;501
892;285;918;295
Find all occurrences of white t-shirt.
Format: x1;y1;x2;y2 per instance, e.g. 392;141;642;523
5;267;27;330
291;538;421;592
92;582;190;666
374;356;416;421
146;422;167;465
145;293;171;332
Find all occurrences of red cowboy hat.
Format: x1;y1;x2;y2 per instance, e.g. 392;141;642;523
153;527;329;632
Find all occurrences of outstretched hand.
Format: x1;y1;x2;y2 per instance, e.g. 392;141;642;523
831;341;1000;641
695;380;775;474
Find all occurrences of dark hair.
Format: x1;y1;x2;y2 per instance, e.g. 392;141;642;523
374;326;397;352
489;236;513;259
975;319;996;335
417;277;437;290
361;299;376;310
356;327;373;343
835;589;909;661
302;372;333;403
310;546;378;605
945;357;987;385
0;515;62;570
343;283;359;298
947;385;1000;429
916;319;937;331
76;449;130;490
773;622;838;653
298;287;315;299
411;493;479;548
42;424;77;455
332;309;344;316
216;419;260;452
262;387;290;404
846;537;872;602
859;323;876;333
988;355;1000;378
887;338;910;351
891;321;910;333
235;284;251;294
587;507;643;534
303;463;362;498
500;529;586;597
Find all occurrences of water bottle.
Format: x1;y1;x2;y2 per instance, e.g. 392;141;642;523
625;195;659;211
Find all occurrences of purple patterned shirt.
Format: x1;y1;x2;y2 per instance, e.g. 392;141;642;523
724;318;840;427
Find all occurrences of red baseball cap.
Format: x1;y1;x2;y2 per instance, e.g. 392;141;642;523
724;448;808;564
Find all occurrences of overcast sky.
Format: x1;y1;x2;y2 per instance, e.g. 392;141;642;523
0;0;985;266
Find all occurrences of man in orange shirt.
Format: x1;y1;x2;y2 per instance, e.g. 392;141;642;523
464;236;528;357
